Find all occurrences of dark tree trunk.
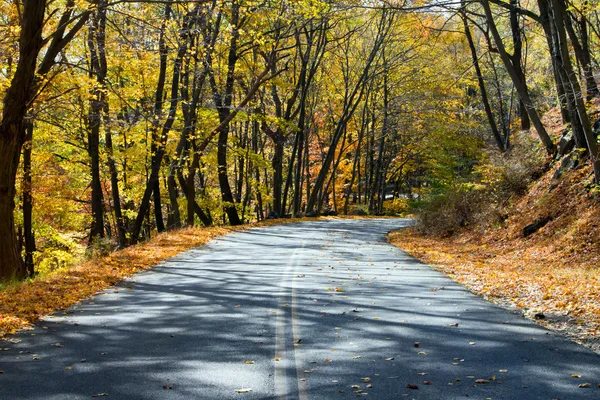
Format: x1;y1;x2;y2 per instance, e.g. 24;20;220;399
462;5;505;151
94;2;126;248
130;5;196;243
509;0;531;131
564;10;599;100
548;0;600;181
23;121;35;277
481;0;555;154
0;0;88;280
87;13;106;243
271;137;284;217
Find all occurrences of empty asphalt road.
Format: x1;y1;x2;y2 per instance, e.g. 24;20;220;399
1;218;600;399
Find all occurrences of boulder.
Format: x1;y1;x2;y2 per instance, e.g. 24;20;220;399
266;211;279;219
523;216;552;237
557;129;575;156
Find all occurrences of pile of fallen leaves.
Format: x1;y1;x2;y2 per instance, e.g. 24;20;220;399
390;161;600;349
0;218;320;338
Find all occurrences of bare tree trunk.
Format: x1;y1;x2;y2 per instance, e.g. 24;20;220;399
481;0;555;154
462;4;505;151
23;121;35;277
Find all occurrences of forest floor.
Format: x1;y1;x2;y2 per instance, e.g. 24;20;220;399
389;161;600;353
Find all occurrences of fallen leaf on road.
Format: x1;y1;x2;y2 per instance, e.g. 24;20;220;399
361;377;371;382
65;366;72;370
475;379;489;384
406;384;419;389
235;388;252;393
243;360;254;364
571;374;581;378
578;383;591;388
92;394;108;397
385;357;394;361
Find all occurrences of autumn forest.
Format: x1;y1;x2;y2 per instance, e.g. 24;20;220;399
1;0;599;287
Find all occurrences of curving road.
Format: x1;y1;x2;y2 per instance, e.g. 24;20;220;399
1;218;600;399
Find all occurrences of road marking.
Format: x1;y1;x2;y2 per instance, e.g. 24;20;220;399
274;240;307;400
291;240;308;400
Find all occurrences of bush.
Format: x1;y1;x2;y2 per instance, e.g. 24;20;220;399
415;183;486;236
415;137;545;236
348;204;369;216
383;198;410;216
86;236;117;259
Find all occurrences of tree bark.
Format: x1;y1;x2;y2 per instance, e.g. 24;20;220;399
481;0;555;154
23;121;35;277
462;5;505;151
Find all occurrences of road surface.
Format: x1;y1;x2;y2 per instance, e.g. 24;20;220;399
1;218;599;399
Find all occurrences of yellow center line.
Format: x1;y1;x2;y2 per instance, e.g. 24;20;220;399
291;240;308;400
274;240;307;400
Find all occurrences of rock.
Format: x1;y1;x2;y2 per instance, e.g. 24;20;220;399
523;216;552;237
322;208;338;216
551;150;582;183
349;208;368;216
305;211;318;217
593;116;600;136
557;129;575;156
266;211;279;219
534;313;546;320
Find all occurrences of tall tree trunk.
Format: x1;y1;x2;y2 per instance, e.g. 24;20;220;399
481;0;555;154
87;13;106;243
550;0;600;181
509;0;530;130
564;10;599;100
0;0;89;280
23;121;35;277
462;5;505;151
130;4;195;243
94;2;126;248
271;137;284;216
